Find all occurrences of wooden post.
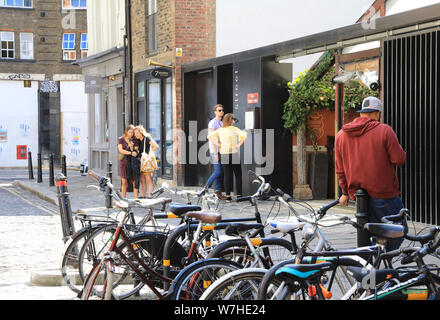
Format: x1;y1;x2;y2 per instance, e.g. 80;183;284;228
293;125;313;200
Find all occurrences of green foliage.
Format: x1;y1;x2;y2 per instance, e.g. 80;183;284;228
282;49;380;137
282;50;335;135
343;80;380;113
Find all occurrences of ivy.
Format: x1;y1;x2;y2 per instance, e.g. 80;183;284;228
282;50;335;136
282;49;380;137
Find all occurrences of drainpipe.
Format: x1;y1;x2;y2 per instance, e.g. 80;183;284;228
125;0;133;124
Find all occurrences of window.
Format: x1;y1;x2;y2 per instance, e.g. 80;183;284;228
0;31;14;59
20;32;33;59
0;0;32;8
148;0;157;52
62;33;76;60
62;0;86;9
80;33;87;58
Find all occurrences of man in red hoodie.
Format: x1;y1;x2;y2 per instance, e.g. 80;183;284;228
335;96;407;250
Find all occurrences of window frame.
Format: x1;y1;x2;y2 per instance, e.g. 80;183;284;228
0;31;15;59
19;32;33;59
80;33;88;58
0;0;33;9
62;0;86;10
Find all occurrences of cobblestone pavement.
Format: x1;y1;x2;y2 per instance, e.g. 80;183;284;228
0;168;437;300
0;183;75;300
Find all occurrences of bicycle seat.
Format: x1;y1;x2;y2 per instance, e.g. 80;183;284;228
184;211;221;224
169;202;201;216
346;266;399;285
364;223;404;239
268;219;305;233
275;262;333;280
225;223;264;237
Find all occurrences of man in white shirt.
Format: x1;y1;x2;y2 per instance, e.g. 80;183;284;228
204;104;227;200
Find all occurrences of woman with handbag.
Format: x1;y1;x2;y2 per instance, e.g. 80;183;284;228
117;124;136;198
134;125;159;198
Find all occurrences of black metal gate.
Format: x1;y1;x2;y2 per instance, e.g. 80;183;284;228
383;29;439;225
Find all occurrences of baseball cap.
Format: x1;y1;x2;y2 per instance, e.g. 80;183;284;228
357;96;383;113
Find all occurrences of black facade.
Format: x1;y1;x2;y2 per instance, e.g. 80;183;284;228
384;28;440;225
183;56;292;196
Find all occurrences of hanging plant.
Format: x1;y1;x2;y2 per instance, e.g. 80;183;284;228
282;50;335;137
343;80;380;113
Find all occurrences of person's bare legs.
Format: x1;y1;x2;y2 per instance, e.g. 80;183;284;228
145;173;154;198
140;173;147;198
121;178;128;198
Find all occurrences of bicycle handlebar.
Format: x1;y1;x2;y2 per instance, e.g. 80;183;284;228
381;208;409;224
88;170;172;208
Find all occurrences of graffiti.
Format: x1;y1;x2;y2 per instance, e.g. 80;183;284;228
40;79;58;93
20;124;30;137
8;73;31;81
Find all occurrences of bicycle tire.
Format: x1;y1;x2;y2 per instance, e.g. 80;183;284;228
200;268;280;300
77;223;118;283
80;259;110;300
208;238;294;269
107;231;175;300
60;223;108;294
167;258;243;300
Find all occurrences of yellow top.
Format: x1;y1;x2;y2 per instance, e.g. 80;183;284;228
208;126;247;154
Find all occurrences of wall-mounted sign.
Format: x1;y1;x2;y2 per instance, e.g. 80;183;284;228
84;76;102;94
151;68;172;79
176;48;183;57
247;92;259;104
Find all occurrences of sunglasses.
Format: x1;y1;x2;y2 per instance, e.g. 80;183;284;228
217;109;224;112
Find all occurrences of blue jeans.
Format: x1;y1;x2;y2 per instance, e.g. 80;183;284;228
368;196;408;251
205;153;223;192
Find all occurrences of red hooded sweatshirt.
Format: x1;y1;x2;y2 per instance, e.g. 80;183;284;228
335;117;406;200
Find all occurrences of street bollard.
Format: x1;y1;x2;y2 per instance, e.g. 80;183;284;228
37;153;42;183
61;155;67;177
49;154;55;187
105;161;113;209
28;151;34;180
355;188;371;247
56;174;75;243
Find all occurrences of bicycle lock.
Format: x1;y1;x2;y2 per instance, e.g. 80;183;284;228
355;188;371;247
56;173;76;243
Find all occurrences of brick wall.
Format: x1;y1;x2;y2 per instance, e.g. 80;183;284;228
0;1;87;77
131;0;216;185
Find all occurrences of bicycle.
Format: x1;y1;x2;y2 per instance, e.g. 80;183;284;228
80;172;229;300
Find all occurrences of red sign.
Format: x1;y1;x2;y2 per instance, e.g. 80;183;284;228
17;145;27;160
247;92;259;104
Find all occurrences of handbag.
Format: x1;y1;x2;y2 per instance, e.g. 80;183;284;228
117;153;125;161
140;138;158;173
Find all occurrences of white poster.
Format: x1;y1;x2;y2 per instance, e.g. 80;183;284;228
60;81;88;166
0;80;39;167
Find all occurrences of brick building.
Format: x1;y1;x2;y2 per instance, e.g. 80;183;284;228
131;0;216;184
0;0;88;167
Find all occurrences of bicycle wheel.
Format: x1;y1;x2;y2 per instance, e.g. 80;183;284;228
200;268;277;300
78;223;118;283
168;258;243;300
209;238;293;269
107;232;171;300
80;259;111;300
60;224;108;294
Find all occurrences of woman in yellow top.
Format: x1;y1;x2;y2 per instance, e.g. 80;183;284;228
208;113;247;200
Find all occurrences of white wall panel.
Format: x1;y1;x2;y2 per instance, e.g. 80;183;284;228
0;80;39;167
